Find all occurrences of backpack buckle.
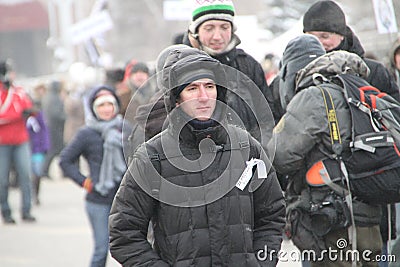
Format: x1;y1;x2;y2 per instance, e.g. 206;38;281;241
149;154;160;161
239;141;249;149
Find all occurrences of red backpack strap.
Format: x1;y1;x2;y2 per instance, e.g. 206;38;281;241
359;86;384;109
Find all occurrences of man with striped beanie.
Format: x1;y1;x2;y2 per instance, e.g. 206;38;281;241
185;0;277;149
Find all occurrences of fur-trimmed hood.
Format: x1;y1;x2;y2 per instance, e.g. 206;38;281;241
295;50;370;91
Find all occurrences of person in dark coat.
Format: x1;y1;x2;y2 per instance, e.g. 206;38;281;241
42;80;66;178
109;46;285;267
388;37;400;267
125;44;189;161
268;44;383;266
388;37;400;89
183;0;275;145
59;85;128;267
27;83;50;205
118;61;156;122
302;0;400;101
302;2;399;264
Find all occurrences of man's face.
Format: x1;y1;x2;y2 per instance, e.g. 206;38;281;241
129;71;149;88
198;20;232;53
176;78;217;121
395;52;400;71
307;31;344;52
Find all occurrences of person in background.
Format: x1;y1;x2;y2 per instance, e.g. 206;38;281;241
104;67;125;93
0;59;36;224
27;83;50;205
125;44;189;159
118;61;153;119
302;2;399;265
42;80;66;179
269;40;382;266
388;37;400;89
268;34;326;194
184;0;276;143
59;85;128;267
261;53;279;86
172;32;185;45
109;46;285;267
63;84;87;146
388;37;400;267
270;35;326;267
303;0;400;101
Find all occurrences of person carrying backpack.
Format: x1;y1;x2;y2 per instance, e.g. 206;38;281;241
268;44;383;265
302;0;400;102
303;2;400;263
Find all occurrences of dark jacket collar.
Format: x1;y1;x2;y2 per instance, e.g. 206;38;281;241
167;107;228;148
330;26;365;58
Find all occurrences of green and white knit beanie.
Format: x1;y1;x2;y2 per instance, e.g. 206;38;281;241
189;0;235;34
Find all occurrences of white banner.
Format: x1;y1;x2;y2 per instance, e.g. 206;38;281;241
163;0;192;21
372;0;398;34
70;10;113;44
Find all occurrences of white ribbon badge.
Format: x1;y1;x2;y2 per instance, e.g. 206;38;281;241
236;158;267;190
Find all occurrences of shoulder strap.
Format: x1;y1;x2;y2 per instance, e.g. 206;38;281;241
318;85;343;156
317;85;357;263
148;128;251;199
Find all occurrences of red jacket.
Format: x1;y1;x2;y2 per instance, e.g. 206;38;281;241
0;83;32;145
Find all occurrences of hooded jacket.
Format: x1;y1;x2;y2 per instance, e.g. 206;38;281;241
109;47;285;267
276;34;326;120
59;85;126;205
0;82;33;145
269;50;381;226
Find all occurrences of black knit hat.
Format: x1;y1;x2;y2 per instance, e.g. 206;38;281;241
303;0;347;36
0;62;7;76
0;59;12;79
130;62;149;75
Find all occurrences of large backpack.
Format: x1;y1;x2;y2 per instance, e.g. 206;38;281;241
306;73;400;205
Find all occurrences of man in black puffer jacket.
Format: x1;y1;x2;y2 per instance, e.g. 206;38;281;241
109;46;285;267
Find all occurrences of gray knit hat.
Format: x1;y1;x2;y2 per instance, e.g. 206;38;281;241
189;0;235;34
279;34;326;111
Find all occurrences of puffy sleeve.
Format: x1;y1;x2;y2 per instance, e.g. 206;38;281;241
268;87;327;174
109;149;169;267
